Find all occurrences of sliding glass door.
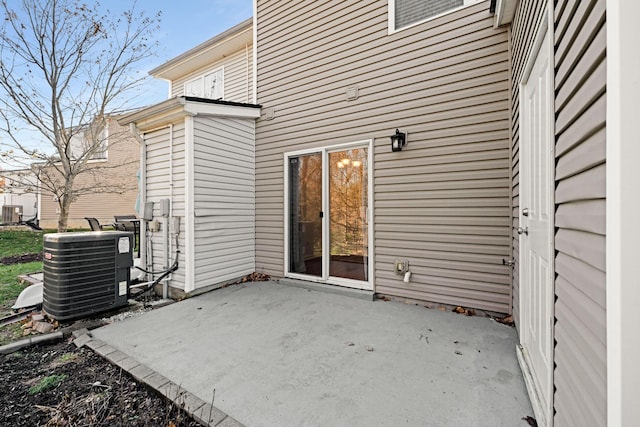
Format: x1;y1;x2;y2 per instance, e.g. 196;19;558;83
288;153;323;277
328;148;368;282
286;143;371;289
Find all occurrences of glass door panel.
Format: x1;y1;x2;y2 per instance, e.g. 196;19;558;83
328;148;368;281
288;153;323;277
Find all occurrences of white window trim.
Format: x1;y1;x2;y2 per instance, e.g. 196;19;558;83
88;122;109;163
388;0;483;35
183;66;225;100
69;121;109;163
283;140;374;292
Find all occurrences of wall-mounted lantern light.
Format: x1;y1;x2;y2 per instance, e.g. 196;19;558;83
390;129;407;152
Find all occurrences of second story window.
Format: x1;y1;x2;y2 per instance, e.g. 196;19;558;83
69;122;108;161
391;0;481;32
184;67;224;100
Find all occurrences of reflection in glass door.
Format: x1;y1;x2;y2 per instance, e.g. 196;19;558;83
288;153;323;277
328;148;368;281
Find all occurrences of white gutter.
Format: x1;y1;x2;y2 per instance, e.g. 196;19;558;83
118;97;261;132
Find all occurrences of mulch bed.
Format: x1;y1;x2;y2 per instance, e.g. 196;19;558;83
0;252;43;265
0;339;201;426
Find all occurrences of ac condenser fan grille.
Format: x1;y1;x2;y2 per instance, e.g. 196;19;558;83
43;232;133;321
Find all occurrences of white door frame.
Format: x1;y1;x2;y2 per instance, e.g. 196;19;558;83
516;6;555;427
283;140;374;291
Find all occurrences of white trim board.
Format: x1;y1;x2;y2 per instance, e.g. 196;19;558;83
606;1;640;425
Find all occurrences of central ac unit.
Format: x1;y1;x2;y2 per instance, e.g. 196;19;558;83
2;205;23;224
43;231;134;321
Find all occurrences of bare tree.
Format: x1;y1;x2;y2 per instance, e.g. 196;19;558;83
0;0;160;231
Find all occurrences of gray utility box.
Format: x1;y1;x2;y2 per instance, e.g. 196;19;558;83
43;231;133;321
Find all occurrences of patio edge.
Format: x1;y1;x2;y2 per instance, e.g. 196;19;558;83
74;333;244;427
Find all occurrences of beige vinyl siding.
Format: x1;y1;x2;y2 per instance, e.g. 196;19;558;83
256;0;512;312
39;119;139;229
508;0;546;328
193;116;255;287
553;0;607;425
144;123;187;290
171;46;253;104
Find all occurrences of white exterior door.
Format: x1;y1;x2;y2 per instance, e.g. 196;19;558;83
518;28;554;427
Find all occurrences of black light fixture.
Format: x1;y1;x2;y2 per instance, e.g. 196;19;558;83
390;128;407;152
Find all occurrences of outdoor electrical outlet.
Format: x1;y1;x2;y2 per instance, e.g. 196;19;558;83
148;220;160;232
394;258;409;275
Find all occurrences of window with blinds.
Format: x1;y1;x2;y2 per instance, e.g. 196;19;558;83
392;0;479;31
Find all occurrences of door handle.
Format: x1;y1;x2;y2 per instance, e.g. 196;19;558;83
517;227;528;236
522;208;529;217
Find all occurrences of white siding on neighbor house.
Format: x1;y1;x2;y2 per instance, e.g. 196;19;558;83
144;122;188;290
193;116;256;288
255;0;512;313
171;46;254;104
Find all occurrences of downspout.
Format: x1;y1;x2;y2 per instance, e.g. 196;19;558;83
36;179;41;227
129;123;147;274
166;124;174;299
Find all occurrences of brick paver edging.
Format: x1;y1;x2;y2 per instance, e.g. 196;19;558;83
72;330;243;427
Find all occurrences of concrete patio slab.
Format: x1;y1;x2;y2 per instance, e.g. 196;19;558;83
92;281;533;426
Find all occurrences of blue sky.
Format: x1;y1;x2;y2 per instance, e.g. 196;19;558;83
120;0;254;106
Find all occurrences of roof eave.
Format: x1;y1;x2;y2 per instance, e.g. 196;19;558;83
149;18;253;81
117;97;261;132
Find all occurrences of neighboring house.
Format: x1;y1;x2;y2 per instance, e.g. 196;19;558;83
124;1;639;426
38;115;140;229
0;169;38;222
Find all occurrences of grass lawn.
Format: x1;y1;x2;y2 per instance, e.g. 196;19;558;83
0;230;45;313
0;261;43;310
0;230;44;258
0;230;45;343
0;261;43;343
